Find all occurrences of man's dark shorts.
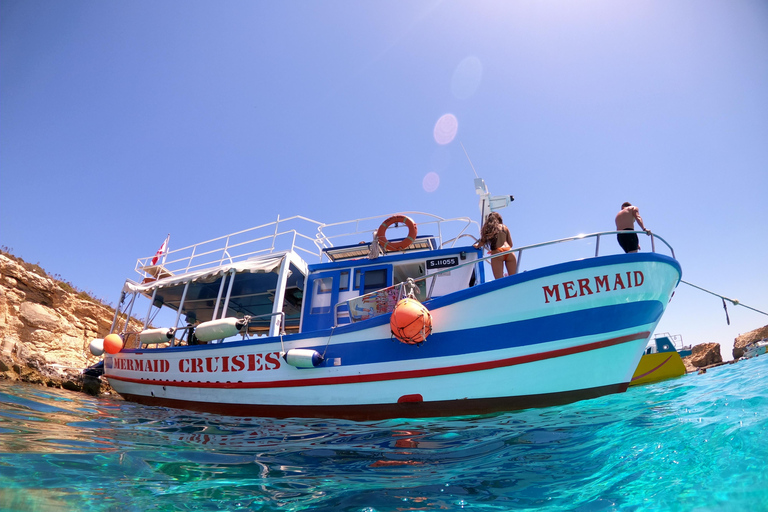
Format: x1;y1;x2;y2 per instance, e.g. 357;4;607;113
617;229;639;253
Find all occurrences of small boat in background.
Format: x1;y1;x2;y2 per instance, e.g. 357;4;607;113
629;333;690;386
742;338;768;360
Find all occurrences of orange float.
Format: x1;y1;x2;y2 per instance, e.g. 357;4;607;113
390;298;432;345
103;333;124;354
376;215;417;252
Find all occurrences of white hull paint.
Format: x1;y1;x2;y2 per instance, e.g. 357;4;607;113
105;254;679;419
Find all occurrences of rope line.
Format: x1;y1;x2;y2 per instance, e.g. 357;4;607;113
321;326;335;359
681;280;768;317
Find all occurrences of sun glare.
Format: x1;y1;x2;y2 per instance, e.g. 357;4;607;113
433;113;458;145
422;172;440;193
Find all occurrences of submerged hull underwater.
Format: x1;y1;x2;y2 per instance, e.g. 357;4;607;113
105;252;681;420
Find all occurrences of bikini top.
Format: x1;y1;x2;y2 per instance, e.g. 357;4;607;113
489;226;509;251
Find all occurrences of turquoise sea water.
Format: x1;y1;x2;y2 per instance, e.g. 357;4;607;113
1;357;768;512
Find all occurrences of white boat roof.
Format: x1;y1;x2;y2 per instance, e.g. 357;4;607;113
122;251;307;295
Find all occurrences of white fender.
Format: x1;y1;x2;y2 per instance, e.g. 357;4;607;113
89;339;104;356
285;349;324;368
194;318;244;342
140;328;174;345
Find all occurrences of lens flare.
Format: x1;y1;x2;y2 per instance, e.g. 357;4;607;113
422;172;440;193
451;56;483;100
433;114;458;145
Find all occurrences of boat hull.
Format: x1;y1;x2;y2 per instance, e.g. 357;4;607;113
629;351;687;387
117;383;628;420
105;253;681;419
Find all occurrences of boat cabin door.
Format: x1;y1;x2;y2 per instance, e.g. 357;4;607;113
302;266;391;331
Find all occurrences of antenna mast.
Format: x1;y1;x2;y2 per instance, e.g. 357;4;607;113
461;142;479;178
461;142;514;223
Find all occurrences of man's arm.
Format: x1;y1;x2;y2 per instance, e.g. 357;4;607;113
633;209;649;232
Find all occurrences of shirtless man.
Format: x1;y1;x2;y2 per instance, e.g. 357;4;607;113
615;202;650;253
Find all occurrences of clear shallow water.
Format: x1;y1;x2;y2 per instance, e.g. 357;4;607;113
1;357;768;512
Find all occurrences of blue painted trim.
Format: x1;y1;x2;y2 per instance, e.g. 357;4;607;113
322;235;437;255
302;271;343;332
123;253;679;356
308;300;664;367
308;245;483;272
427;251;681;309
123;300;662;367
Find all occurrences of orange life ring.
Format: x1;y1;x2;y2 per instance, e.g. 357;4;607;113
376;215;417;252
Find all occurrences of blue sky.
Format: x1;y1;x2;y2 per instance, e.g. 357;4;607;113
2;0;766;359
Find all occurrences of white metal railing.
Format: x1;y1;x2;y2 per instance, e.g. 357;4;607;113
333;230;675;326
652;332;689;351
135;216;325;280
514;230;674;269
135;213;481;281
314;212;479;251
124;311;289;350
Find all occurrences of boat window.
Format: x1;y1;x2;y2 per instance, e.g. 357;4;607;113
392;262;425;285
315;277;333;294
353;267;391;294
310;276;334;315
339;271;350;291
362;269;387;294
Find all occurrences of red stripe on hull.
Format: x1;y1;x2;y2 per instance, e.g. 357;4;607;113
119;383;629;421
106;331;649;389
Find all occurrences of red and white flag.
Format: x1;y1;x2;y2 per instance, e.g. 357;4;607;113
151;235;170;265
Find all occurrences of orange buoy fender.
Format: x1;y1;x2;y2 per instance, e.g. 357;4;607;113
376;215;417;252
103;333;124;354
390;298;432;345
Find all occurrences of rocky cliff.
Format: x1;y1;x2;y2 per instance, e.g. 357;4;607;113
682;342;724;373
0;252;134;394
733;324;768;359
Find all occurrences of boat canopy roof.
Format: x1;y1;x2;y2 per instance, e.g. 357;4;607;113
122;251;308;329
123;251;306;295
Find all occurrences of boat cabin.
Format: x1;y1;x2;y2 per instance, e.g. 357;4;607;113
302;236;482;332
646;333;691;357
111;215;484;348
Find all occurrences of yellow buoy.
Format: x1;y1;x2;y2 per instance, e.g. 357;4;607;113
103;333;124;354
390;298;432;345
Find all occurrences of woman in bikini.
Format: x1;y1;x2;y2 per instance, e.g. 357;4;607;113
474;211;517;279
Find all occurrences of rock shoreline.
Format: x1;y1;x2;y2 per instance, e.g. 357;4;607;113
0;252;124;395
682;342;723;374
1;250;766;397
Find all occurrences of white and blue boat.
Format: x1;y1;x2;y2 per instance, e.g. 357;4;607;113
93;179;682;420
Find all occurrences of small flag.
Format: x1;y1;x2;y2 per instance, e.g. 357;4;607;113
151;235;170;265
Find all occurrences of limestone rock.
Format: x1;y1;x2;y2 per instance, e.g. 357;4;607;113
0;252;127;395
733;324;768;359
682;342;723;373
19;302;63;331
